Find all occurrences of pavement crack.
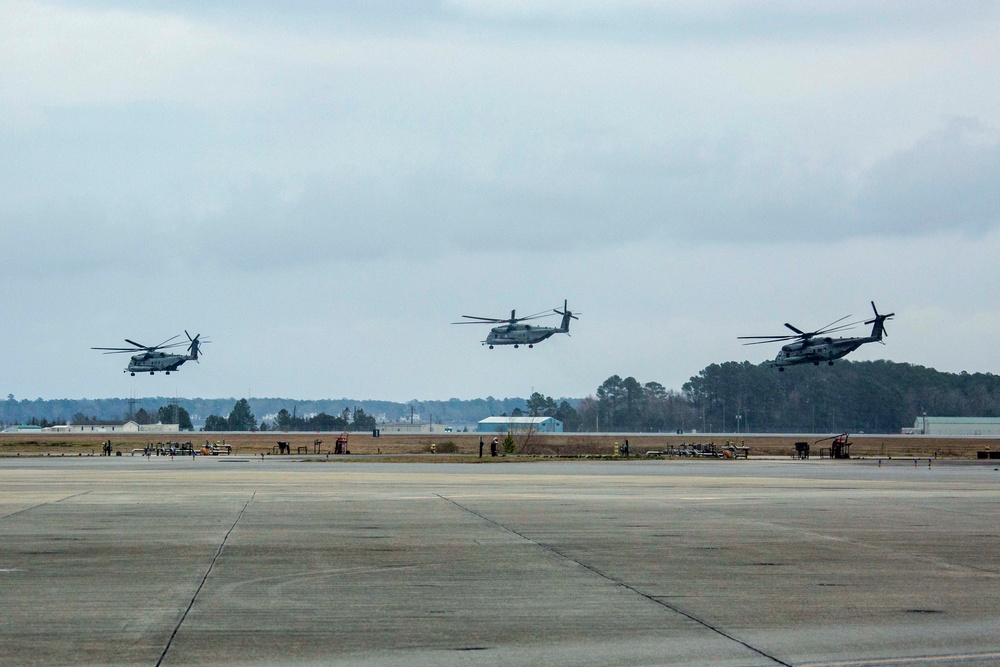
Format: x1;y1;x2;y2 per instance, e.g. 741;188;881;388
436;494;792;667
156;492;255;667
0;491;91;522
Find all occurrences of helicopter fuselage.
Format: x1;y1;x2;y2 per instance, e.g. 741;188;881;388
485;324;561;348
774;336;875;368
125;352;194;375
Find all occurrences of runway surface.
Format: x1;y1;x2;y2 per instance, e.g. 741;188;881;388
2;456;999;666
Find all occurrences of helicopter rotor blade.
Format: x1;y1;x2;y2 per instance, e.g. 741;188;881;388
151;335;181;350
460;315;505;322
812;314;852;335
741;338;797;346
738;334;801;345
813;321;864;336
783;323;805;335
738;335;800;340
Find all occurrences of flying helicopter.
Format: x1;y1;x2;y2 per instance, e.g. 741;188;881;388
92;331;208;375
739;302;894;371
454;300;578;349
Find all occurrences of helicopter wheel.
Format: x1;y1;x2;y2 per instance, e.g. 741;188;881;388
528;344;533;348
813;362;820;366
514;344;519;348
828;361;834;366
150;371;155;375
778;368;784;373
165;371;170;375
489;345;494;349
130;372;136;376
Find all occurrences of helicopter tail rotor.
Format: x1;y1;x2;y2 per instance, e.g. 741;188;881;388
554;299;579;332
864;302;894;341
185;330;209;360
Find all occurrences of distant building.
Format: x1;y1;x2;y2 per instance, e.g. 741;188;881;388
42;421;180;434
3;425;42;433
477;416;563;433
903;416;1000;436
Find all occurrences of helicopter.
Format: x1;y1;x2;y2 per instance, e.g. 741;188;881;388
92;331;208;375
739;302;894;371
455;300;578;349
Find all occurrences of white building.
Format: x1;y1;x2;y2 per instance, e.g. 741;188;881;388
903;416;1000;436
477;416;563;433
42;421;181;434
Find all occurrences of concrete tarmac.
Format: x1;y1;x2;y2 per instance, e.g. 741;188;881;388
2;456;999;666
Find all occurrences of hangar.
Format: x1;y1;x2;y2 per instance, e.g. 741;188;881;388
477;416;563;433
904;416;1000;436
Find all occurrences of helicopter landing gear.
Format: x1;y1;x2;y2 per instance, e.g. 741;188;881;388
813;361;820;366
130;372;136;376
150;371;155;375
514;344;519;348
828;361;834;365
489;345;494;349
528;344;533;348
778;367;784;372
165;371;170;375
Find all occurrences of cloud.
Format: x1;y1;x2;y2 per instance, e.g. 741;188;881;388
176;117;1000;270
35;1;1000;44
856;117;1000;235
4;113;999;277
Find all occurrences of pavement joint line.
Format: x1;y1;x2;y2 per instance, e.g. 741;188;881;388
435;494;792;667
0;491;91;522
156;491;255;667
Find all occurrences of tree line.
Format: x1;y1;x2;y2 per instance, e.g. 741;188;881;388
0;395;537;429
7;360;1000;434
201;401;379;432
71;404;193;429
577;361;1000;434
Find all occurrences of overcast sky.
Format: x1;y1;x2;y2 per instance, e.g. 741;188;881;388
3;0;1000;402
